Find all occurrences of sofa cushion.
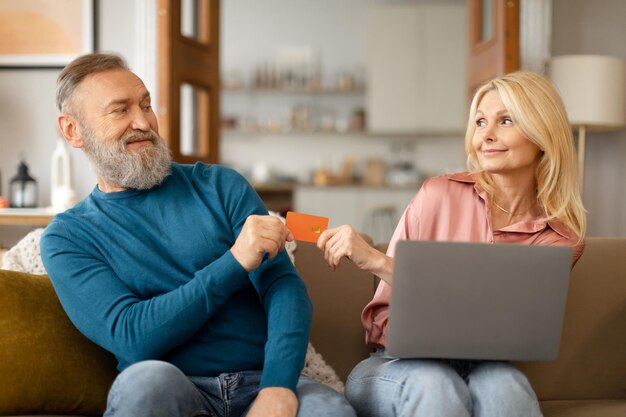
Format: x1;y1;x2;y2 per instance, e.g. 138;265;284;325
294;241;376;381
540;400;626;417
0;269;117;415
515;238;626;401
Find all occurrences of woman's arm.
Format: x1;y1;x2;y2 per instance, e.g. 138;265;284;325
317;225;394;284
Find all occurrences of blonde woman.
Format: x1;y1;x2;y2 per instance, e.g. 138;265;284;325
317;71;586;417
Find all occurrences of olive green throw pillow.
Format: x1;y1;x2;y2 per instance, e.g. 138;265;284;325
0;270;118;415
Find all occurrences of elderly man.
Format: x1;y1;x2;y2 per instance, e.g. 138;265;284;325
41;53;355;417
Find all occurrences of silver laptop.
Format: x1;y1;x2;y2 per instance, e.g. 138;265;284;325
386;240;573;361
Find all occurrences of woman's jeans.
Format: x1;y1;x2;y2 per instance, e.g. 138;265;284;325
104;360;356;417
345;353;543;417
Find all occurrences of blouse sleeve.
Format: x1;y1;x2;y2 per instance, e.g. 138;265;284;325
361;185;426;347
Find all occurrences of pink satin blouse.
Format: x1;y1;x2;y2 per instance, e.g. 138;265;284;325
361;172;585;348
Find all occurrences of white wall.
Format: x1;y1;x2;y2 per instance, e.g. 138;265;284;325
221;0;370;79
0;0;142;247
552;0;626;236
0;0;142;206
219;0;467;184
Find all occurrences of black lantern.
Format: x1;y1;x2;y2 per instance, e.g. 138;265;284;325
10;161;38;208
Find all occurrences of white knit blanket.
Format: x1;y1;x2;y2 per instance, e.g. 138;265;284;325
1;228;46;274
2;217;345;392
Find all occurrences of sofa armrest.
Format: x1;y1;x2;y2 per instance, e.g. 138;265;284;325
0;270;117;416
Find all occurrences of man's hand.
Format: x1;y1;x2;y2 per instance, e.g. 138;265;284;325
246;387;298;417
231;215;294;272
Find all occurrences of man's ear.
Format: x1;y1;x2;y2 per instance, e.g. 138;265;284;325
58;113;84;149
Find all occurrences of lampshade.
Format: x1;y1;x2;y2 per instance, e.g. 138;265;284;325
549;55;626;129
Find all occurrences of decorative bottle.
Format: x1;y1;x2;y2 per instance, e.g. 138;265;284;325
50;139;76;212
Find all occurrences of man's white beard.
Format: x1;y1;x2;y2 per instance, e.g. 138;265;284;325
81;123;172;190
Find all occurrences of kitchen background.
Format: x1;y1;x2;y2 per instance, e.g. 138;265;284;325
0;0;625;248
219;0;466;243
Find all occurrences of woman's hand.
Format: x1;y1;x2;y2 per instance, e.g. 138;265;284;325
317;225;393;282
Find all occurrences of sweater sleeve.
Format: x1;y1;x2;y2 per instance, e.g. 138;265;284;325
41;220;250;366
211;165;312;393
250;252;312;392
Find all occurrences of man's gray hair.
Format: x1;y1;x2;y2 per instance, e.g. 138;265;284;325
56;52;129;113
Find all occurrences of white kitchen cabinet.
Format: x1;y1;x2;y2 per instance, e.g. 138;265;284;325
366;2;466;134
294;186;417;244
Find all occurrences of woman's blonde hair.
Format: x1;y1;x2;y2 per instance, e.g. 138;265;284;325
464;71;586;241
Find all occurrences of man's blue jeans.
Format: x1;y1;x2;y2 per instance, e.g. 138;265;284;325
103;360;356;417
345;353;543;417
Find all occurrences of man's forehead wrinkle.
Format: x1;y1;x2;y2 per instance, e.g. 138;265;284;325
73;70;150;112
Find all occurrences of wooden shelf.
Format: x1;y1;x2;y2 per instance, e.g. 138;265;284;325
222;128;463;139
0;208;56;226
222;86;365;95
222;128;368;136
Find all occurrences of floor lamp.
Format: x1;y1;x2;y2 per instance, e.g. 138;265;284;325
549;55;626;188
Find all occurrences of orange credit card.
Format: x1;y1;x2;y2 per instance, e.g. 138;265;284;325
285;211;329;243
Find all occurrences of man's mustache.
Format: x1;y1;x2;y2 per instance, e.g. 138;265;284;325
122;130;159;145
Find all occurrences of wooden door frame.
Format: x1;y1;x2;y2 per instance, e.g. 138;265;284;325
157;0;220;164
467;0;520;98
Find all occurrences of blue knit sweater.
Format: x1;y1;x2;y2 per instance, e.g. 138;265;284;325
41;162;312;392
